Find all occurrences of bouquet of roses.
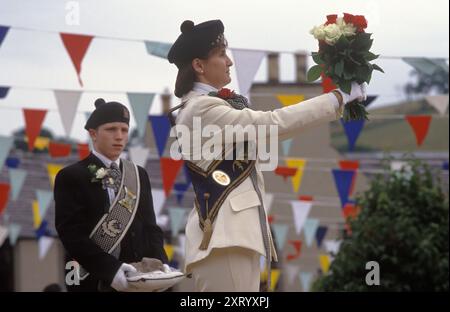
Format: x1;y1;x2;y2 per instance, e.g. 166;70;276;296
307;13;384;121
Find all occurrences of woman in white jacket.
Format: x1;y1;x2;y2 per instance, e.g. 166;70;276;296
167;19;366;292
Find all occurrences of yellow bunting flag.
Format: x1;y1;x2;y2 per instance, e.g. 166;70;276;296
32;200;42;229
164;244;174;262
260;269;281;291
47;163;63;188
33;136;50;150
319;254;331;274
276;94;305;107
286;159;306;193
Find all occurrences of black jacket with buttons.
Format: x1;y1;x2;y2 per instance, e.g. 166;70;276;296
54;153;168;291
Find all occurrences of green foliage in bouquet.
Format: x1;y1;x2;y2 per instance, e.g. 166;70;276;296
312;159;449;291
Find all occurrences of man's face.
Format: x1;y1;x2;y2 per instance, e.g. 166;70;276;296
89;122;129;160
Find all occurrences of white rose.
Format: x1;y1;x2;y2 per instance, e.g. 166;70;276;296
96;168;107;179
310;25;326;41
324;23;342;45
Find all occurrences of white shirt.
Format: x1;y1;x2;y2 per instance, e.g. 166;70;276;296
192;82;218;95
92;149;120;204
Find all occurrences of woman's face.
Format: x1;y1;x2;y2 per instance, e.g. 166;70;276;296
193;46;233;89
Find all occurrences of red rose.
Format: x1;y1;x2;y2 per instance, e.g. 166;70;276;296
343;13;355;24
325;14;338;25
352;15;368;32
217;88;235;99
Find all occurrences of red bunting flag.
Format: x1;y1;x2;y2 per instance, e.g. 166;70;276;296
267;215;275;224
339;160;359;196
342;203;360;235
274;166;297;181
0;183;10;215
160;158;184;197
23;109;47;151
49;141;72;158
77;143;90;160
286;240;302;261
60;33;93;87
405;115;432;147
321;73;337;93
298;195;313;202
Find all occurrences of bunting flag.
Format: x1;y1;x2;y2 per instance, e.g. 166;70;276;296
272;223;289;250
8;223;21;246
177;234;186;256
405;115;432;147
35;220;50;239
299;272;313;292
319;254;331;274
6;157;20;169
8;168;27;201
303;218;319;247
151;188;166;217
47;164;63;188
324;239;342;256
160;158;184;197
402;57;449;76
36;190;53;219
127;93;155;139
0;183;10;216
274;166;297;181
149;115;171;157
267;215;275;224
60;33;93;86
0;136;14;171
54;90;81;136
332;169;356;208
49;141;72;158
425;95;449;115
77;143;90;160
291;196;312;235
338;160;359;196
0;25;9;48
285;264;300;286
264;193;274;214
144;41;172;59
260;269;281;291
0;86;10;99
156;214;169;228
23;109;47;151
33;136;50;150
361;95;378;108
38;236;54;260
231;48;266;97
340;119;365;151
286;158;306;193
286;240;302;261
164;244;174;262
443;161;449;171
128;145;150;167
174;182;190;204
168;207;187;238
32;200;42;229
321;74;336;93
276;94;305;107
315;226;328;248
281;138;293;156
0;225;8;247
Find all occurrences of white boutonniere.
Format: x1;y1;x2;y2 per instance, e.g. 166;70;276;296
88;163;121;193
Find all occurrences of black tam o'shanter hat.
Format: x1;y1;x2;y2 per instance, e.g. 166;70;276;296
168;19;225;68
84;98;130;130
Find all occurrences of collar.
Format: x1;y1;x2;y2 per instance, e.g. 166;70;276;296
193;82;219;95
92;149;120;169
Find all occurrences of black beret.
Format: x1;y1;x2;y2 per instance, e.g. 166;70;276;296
168;19;225;68
84;98;130;130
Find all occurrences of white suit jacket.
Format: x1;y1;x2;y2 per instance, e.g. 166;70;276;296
175;90;342;273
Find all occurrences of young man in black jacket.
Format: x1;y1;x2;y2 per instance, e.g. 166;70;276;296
54;98;168;292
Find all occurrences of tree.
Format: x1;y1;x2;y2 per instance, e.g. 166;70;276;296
313;159;449;291
405;68;449;97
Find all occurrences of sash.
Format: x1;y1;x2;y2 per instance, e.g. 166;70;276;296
79;159;140;280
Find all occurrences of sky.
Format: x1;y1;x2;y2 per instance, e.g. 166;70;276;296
0;0;448;141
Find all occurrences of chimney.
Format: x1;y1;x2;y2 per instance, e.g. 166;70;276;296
294;52;308;83
161;87;171;115
267;53;279;83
